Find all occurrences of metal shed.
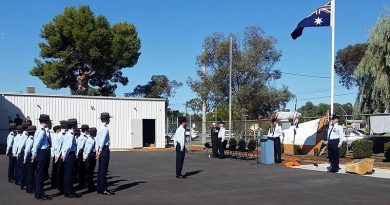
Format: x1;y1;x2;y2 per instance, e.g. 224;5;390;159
0;93;166;150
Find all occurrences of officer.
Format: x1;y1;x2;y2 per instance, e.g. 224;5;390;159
50;125;60;189
77;124;89;188
217;121;226;159
73;128;81;184
174;117;187;179
31;114;52;200
210;122;219;158
83;127;97;191
96;112;114;195
270;117;283;164
54;121;67;194
61;118;80;198
6;123;17;183
327;114;345;173
24;125;36;194
12;125;22;185
16;122;30;189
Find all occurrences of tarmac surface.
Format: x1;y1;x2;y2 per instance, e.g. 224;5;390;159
1;151;389;205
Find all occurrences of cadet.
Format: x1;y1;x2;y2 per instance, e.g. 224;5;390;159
12;125;22;185
24;126;36;194
210;122;219;158
217;121;226;159
16;122;30;189
77;124;89;188
31;114;52;200
270;117;283;164
50;125;61;189
73;128;81;184
61;118;80;198
96;112;114;195
83;127;97;191
174;117;187;178
54;121;67;194
327;114;345;173
6;123;17;183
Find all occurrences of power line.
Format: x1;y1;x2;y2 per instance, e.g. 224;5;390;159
298;92;357;102
281;71;341;79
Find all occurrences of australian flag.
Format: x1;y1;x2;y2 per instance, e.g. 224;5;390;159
291;1;332;40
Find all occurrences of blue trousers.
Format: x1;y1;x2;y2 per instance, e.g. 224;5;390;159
8;154;16;181
175;143;185;176
328;139;340;171
18;151;27;187
15;156;20;184
25;153;36;193
35;149;50;197
97;146;110;192
56;159;65;193
64;152;76;194
85;153;96;189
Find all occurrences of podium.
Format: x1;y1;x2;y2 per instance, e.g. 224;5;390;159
260;136;274;164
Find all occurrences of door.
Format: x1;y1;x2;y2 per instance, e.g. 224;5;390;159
131;119;143;148
143;119;156;147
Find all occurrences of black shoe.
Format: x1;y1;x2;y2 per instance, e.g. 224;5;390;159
35;195;50;200
64;193;81;198
176;175;187;179
87;187;96;192
98;190;115;195
26;190;33;194
21;186;26;190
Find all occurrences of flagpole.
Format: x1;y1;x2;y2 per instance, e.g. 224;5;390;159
330;0;336;114
229;36;233;137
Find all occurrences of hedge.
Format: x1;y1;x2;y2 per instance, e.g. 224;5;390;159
247;139;257;151
339;141;348;158
351;140;373;159
384;142;390;162
238;139;247;152
229;138;237;149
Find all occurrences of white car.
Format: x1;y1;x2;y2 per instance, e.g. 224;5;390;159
345;130;366;146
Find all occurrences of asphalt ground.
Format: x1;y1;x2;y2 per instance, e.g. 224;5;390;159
1;151;389;205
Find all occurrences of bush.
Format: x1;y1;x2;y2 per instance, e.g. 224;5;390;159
238;139;247;152
229;138;237;150
352;140;373;159
204;142;211;148
339;141;348;158
247;139;257;151
384;142;390;162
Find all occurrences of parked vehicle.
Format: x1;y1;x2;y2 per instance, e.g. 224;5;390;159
345;130;366;147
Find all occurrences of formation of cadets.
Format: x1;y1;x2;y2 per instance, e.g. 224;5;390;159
6;112;114;200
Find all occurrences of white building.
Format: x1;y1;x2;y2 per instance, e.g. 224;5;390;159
0;93;166;150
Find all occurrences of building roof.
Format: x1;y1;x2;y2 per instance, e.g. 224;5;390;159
0;92;166;102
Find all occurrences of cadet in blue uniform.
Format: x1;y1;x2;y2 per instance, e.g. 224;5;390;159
31;114;52;200
16;122;30;189
327;114;345;173
61;118;80;198
54;121;67;194
83;127;97;191
73;128;81;184
24;126;36;194
50;125;60;189
6;123;17;183
96;112;114;195
174;117;187;179
77;125;88;188
12;125;22;185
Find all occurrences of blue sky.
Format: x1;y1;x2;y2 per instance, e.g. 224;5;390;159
0;0;388;114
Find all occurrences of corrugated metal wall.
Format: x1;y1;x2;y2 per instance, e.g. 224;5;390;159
0;94;166;149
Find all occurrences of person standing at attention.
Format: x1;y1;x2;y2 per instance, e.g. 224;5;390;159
96;112;114;195
31;114;52;200
327;114;345;173
174;117;187;179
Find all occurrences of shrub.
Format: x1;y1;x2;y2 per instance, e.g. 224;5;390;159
229;138;237;150
204;142;211;148
384;142;390;162
238;139;247;152
247;139;257;151
352;140;373;159
339;141;348;158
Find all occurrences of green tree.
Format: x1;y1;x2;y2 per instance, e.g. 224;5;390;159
125;75;182;113
355;15;390;113
335;43;368;89
30;6;141;96
188;26;293;120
